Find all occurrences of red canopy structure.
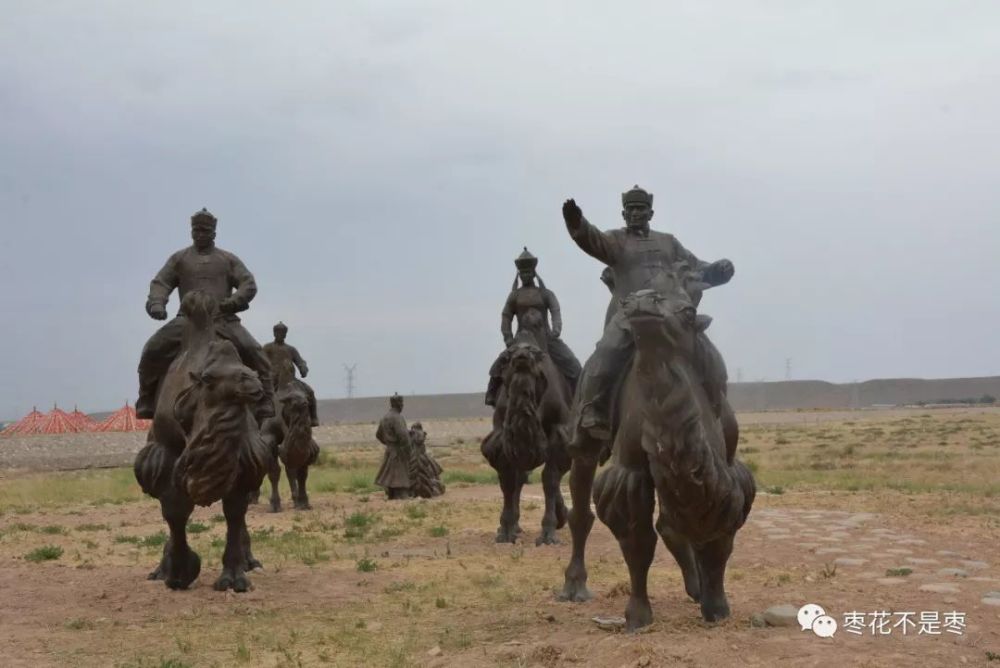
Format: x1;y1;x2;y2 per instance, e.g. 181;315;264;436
34;406;81;434
1;407;45;436
68;406;97;432
93;402;150;432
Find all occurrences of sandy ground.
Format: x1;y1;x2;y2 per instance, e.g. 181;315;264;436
1;408;998;667
0;484;998;667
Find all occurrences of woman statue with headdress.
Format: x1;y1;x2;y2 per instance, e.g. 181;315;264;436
484;247;582;407
407;422;445;498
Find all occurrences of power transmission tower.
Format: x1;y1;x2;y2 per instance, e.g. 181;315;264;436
343;363;357;398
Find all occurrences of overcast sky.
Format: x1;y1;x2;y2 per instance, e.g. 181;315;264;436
1;1;999;419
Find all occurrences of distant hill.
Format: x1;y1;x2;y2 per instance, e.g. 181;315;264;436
67;375;999;426
729;377;999;411
315;376;1000;423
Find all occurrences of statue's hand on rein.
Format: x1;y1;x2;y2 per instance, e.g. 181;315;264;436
707;259;734;286
146;302;168;321
218;297;240;314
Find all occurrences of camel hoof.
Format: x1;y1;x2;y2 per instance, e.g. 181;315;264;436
495;528;518;544
213;570;250;592
700;598;730;622
162;550;201;590
535;531;561;546
625;596;654;632
232;573;251;593
558;582;593;603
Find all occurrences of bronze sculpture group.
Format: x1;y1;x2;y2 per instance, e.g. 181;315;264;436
133;187;756;630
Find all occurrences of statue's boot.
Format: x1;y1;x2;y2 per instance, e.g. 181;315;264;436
485;376;502;407
135;373;161;419
254;384;275;425
135;393;156;420
569;382;613;458
305;383;320;427
575;370;613;441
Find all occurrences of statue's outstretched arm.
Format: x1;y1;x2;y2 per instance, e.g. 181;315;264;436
563;199;617;265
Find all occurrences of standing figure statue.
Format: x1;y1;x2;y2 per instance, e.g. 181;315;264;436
136;208;274;423
375;393;413;500
558;186;754;629
264;322;320;427
485;248;582;407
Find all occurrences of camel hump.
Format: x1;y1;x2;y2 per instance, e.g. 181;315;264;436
179;291;219;329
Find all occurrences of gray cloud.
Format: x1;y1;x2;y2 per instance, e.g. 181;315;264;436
2;1;999;418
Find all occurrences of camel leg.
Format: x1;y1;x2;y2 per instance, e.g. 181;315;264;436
594;462;657;632
495;464;522;544
536;460;564;546
286;466;299;508
242;522;262;572
151;488;200;590
214;492;252;592
617;503;657;631
655;511;701;603
650;463;701;603
694;533;734;622
295;466;311;510
559;454;598;602
268;459;282;513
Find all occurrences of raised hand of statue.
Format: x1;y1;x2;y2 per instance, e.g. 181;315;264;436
146;302;168;321
504;336;514;348
551;326;562;338
562;199;583;230
709;259;735;286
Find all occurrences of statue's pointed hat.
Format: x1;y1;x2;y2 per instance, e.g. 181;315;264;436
514;246;538;271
